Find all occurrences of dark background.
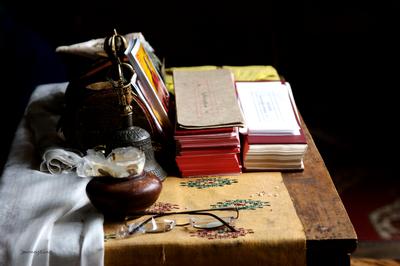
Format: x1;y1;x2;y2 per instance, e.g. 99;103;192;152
1;1;399;252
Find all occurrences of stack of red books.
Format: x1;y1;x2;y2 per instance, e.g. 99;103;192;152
175;127;242;176
173;69;245;177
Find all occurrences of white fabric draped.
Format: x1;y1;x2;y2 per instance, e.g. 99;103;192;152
0;83;104;266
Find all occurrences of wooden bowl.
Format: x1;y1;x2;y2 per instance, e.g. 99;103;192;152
86;171;162;219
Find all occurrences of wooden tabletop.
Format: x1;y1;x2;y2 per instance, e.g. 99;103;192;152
283;117;357;265
102;115;358;265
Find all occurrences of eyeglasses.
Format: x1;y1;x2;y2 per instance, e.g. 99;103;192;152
115;207;239;239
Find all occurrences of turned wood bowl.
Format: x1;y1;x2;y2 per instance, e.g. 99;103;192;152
86;171;162;219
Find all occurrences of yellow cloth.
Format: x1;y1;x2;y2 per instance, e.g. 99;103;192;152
164;65;280;93
222;65;281;81
104;173;306;266
164;66;218;93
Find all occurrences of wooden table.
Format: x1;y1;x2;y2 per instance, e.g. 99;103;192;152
283;117;357;265
103;116;357;266
1;82;356;265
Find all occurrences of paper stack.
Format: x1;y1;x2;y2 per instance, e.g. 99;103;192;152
173;69;245;177
236;81;308;170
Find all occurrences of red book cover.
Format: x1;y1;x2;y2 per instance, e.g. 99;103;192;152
174;126;236;136
178;137;240;149
176;153;240;164
245;128;307;144
178;146;241;156
177;153;242;177
175;130;238;140
177;155;242;177
180;167;241;177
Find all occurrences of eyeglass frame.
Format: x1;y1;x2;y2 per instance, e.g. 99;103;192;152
125;207;240;235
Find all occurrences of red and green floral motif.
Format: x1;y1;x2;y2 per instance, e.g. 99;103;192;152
190;227;254;239
180;177;238;189
211;199;270;210
146;202;180;213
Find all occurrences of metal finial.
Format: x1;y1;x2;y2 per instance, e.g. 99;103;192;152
104;30;134;116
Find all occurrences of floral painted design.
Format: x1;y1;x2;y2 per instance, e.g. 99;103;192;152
190;227;254;239
180;177;238;189
146;202;180;213
211;199;270;210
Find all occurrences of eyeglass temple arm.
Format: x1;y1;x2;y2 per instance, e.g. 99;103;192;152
184;207;239;219
127;207;239;220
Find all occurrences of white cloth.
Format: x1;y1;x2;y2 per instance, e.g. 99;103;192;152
40;148;83;175
0;83;104;266
24;82;83;175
